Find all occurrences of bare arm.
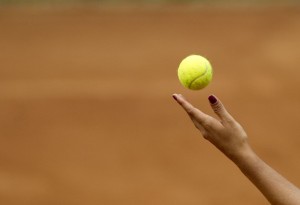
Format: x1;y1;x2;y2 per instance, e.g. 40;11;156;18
172;93;300;205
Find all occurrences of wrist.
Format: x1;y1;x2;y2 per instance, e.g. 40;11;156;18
229;143;257;167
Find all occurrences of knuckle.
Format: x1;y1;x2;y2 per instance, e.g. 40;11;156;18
202;131;210;140
201;118;211;127
202;133;209;140
212;103;223;113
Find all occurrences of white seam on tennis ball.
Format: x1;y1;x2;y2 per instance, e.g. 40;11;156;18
188;61;209;88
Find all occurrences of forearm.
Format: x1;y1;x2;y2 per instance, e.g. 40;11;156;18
233;147;300;205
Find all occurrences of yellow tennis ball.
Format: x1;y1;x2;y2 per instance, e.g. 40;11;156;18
178;55;213;90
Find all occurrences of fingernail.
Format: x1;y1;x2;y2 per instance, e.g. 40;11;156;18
208;95;217;104
172;94;177;101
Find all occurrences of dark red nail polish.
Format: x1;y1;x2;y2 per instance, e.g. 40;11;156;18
172;94;177;101
208;95;217;104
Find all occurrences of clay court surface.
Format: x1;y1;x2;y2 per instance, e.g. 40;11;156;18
1;4;300;205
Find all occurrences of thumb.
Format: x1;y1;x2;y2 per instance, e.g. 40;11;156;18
208;95;234;124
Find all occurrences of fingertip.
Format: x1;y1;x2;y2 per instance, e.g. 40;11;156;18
208;94;223;114
208;94;218;105
173;93;186;106
172;93;178;101
207;95;233;122
172;93;184;99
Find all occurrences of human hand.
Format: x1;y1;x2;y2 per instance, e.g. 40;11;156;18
173;94;300;205
172;94;252;161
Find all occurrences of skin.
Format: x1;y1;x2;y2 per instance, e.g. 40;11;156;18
172;93;300;205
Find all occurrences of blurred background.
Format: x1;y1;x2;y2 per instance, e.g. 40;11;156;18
1;0;300;204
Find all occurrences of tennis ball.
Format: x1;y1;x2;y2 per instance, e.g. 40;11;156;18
178;55;213;90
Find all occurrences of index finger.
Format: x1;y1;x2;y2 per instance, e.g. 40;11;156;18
172;93;207;123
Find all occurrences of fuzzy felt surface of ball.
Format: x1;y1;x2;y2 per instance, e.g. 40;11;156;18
178;55;213;90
